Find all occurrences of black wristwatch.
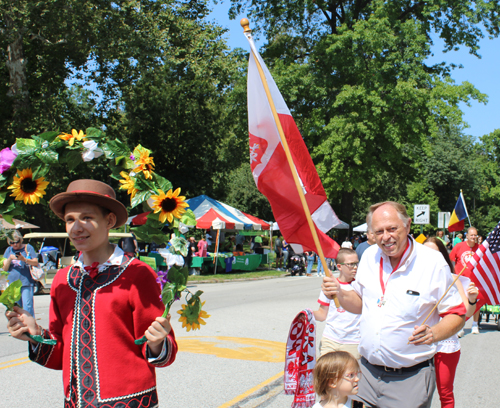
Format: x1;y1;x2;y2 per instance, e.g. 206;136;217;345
468;299;478;305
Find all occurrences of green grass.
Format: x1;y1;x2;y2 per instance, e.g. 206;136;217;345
188;268;286;283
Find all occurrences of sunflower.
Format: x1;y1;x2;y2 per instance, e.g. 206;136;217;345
151;188;189;223
133;147;155;179
177;301;210;332
58;129;85;146
7;168;49;204
118;171;139;199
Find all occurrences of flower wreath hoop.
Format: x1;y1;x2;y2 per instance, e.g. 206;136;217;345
0;128;208;344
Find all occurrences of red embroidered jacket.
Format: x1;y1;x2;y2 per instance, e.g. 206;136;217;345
29;257;177;407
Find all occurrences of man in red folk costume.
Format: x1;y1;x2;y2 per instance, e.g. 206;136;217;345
6;179;177;407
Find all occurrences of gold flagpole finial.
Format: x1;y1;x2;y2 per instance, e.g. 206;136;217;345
240;18;251;33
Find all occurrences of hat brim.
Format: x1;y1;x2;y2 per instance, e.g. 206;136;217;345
49;192;128;228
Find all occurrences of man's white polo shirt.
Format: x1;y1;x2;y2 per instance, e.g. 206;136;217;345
351;237;465;369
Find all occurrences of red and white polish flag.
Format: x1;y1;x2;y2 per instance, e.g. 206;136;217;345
245;32;340;259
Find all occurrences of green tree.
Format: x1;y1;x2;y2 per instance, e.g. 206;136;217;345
115;23;248;198
0;0;99;139
472;129;500;235
228;0;496;227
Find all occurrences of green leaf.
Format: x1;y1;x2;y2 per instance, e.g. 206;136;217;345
180;209;196;226
15;139;37;156
145;212;165;228
31;165;50;179
183;295;203;324
169;236;188;256
161;283;176;306
132;144;150;158
85;127;104;139
2;211;15;224
114;156;127;167
130;189;152;209
105;139;131;158
61;150;83;171
0;191;7;204
167;265;188;288
134;175;156;192
35;149;59;165
131;225;169;245
154;174;173;193
37;131;59;142
0;279;22;310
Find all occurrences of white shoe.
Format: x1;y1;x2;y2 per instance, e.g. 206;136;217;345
471;326;480;334
457;329;465;338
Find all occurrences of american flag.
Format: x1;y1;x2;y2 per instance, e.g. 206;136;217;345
466;222;500;308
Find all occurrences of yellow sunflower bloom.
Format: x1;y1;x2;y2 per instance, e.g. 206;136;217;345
177;301;210;332
118;171;139;199
151;188;189;224
133;147;155;179
58;129;85;146
7;168;49;205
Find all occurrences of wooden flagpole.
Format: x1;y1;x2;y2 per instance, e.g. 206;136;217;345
421;264;469;327
241;19;339;306
407;264;470;344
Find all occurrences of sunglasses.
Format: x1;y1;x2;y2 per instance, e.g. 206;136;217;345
10;240;21;245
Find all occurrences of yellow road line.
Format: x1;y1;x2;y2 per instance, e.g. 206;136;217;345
0;356;29;366
0;358;31;370
218;371;284;408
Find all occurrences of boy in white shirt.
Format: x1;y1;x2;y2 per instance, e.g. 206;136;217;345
314;248;360;359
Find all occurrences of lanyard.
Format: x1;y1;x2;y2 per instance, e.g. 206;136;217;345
379;239;410;295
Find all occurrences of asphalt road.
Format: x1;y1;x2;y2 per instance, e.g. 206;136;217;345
1;275;499;408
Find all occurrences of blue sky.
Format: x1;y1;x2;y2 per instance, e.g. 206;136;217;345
209;3;500;140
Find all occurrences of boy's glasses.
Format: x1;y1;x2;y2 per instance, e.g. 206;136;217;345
338;262;359;269
10;240;21;245
344;371;362;381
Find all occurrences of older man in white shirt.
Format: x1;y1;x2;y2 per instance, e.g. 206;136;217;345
322;201;466;408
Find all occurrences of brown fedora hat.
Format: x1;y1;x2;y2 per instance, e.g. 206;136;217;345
49;179;128;227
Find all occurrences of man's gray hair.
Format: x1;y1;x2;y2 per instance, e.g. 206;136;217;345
366;201;411;230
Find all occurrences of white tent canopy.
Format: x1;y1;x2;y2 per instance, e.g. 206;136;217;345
333;220;349;230
353;223;368;232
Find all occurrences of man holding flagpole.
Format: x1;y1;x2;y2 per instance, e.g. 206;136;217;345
322;201;466;408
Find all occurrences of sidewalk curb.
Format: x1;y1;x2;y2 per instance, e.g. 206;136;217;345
228;376;284;408
189;271;338;285
188;273;290;284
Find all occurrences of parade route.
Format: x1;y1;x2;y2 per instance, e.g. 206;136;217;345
1;275;320;407
1;275;499;407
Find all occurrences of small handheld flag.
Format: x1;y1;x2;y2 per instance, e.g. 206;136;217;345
466;221;500;309
448;191;469;232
